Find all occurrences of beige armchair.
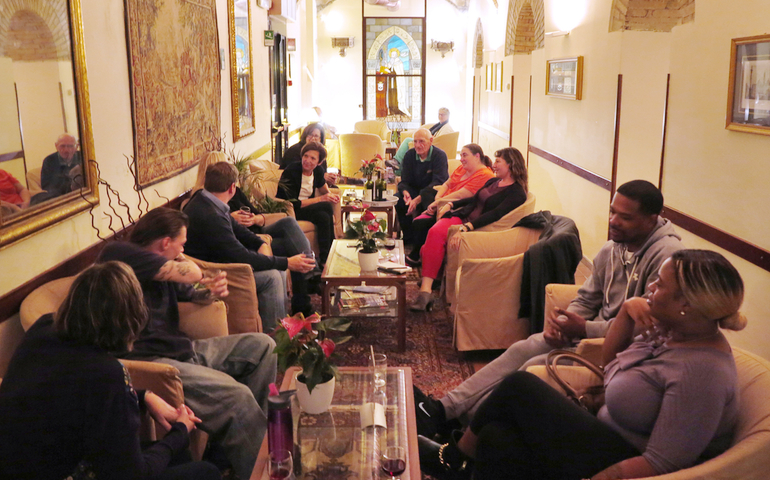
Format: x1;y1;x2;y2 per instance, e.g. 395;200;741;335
354;120;391;142
445;192;536;304
452;226;543;351
26;167;44;197
528;284;770;479
338;132;386;178
432;131;460;160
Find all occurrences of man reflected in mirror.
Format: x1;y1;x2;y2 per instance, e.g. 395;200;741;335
31;133;84;205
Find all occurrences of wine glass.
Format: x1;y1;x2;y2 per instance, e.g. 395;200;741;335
369;353;387;389
381;446;406;479
268;449;293;480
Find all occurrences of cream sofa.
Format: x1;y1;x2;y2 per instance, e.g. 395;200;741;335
527;283;770;479
17;257;261;459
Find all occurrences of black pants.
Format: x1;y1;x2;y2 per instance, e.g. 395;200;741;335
470;371;639;480
408;214;437;259
395;192;426;244
296;202;334;264
149;448;221;480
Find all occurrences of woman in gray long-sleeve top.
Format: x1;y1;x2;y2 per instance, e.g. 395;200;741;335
418;249;745;480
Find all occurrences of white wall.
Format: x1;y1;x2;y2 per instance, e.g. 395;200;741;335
0;0;274;297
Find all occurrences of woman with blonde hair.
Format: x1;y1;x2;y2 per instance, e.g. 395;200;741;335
419;249;746;480
410;147;528;311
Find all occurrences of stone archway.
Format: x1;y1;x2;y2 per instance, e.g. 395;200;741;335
473;18;483;69
0;0;70;60
609;0;695;32
505;0;545;56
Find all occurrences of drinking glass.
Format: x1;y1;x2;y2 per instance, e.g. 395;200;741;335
383;238;396;250
381;446;406;479
369;353;387;388
268;449;293;480
240;206;251;214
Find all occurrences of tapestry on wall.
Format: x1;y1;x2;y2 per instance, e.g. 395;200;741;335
125;0;221;187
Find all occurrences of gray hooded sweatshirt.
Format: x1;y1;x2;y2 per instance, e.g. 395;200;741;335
568;217;683;338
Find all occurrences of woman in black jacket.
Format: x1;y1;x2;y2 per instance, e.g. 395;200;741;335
276;142;339;264
0;262;219;480
409;147;529;311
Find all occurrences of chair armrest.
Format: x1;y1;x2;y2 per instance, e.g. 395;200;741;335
120;359;184;407
445;227;541;304
263;212;289;227
178;301;229;340
575;338;605;366
257;234;272;244
187;257;261;333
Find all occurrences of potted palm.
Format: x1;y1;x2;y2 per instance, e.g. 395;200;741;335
272;313;352;413
346;208;387;272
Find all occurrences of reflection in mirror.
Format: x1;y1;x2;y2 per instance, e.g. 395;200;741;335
0;0;97;246
229;0;255;140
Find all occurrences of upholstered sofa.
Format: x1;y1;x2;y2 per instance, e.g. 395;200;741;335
17;256;261;459
527;283;770;479
354;119;391;142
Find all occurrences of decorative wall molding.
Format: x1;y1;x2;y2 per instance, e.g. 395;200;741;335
477;121;510;141
528;145;612;191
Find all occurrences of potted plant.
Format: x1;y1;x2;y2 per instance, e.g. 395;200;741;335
272;313;352;413
346;208;387;272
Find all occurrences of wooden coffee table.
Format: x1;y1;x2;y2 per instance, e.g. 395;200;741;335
321;239;410;351
252;367;420;480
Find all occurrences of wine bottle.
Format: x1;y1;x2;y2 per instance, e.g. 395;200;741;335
364;176;374;202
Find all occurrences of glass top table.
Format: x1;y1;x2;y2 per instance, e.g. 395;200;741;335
254;367;420;480
321;239;410;351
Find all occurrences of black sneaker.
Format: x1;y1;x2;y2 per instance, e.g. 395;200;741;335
414;386;446;439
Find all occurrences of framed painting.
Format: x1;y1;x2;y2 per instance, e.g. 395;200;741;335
125;0;221;187
726;34;770;136
546;56;583;100
229;0;256;140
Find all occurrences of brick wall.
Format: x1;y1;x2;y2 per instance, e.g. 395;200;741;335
505;0;543;56
0;0;70;61
609;0;695;32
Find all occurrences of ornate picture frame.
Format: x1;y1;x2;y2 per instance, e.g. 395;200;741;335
726;34;770;136
229;0;256;140
546;56;583;100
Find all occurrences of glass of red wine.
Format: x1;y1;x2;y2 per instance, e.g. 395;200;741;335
381;445;406;479
268;449;293;480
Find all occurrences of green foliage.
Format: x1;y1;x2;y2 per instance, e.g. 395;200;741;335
271;314;352;393
346;208;387;253
255;195;292;214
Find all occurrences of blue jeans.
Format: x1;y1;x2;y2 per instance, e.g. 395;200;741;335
154;333;277;480
253;269;286;333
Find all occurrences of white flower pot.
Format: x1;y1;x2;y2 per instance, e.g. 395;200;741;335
358;250;379;272
295;374;335;414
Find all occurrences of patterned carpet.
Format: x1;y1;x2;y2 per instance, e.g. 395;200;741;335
307;274;476;399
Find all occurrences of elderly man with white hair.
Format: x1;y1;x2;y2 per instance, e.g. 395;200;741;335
392;108;454;170
31;133;84;205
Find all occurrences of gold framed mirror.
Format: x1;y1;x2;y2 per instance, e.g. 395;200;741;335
228;0;256;140
0;0;98;248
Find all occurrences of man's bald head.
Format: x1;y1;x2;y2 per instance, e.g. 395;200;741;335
413;128;433;158
55;133;78;162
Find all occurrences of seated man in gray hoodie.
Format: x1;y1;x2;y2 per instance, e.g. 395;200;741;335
415;180;683;436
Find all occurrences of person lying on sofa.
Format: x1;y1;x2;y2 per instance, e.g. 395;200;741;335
418;249;746;480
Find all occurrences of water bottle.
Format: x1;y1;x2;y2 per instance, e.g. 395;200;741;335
268;389;296;473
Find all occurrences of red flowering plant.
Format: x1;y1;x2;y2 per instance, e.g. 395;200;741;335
346;208;387;253
358;153;385;180
272;313;352;393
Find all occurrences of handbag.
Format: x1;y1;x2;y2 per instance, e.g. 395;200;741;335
545;349;605;415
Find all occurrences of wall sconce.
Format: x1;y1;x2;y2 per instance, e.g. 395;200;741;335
331;37;355;57
430;40;454;58
545;30;570;37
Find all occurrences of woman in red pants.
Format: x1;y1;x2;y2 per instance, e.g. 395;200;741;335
409;147;529;311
